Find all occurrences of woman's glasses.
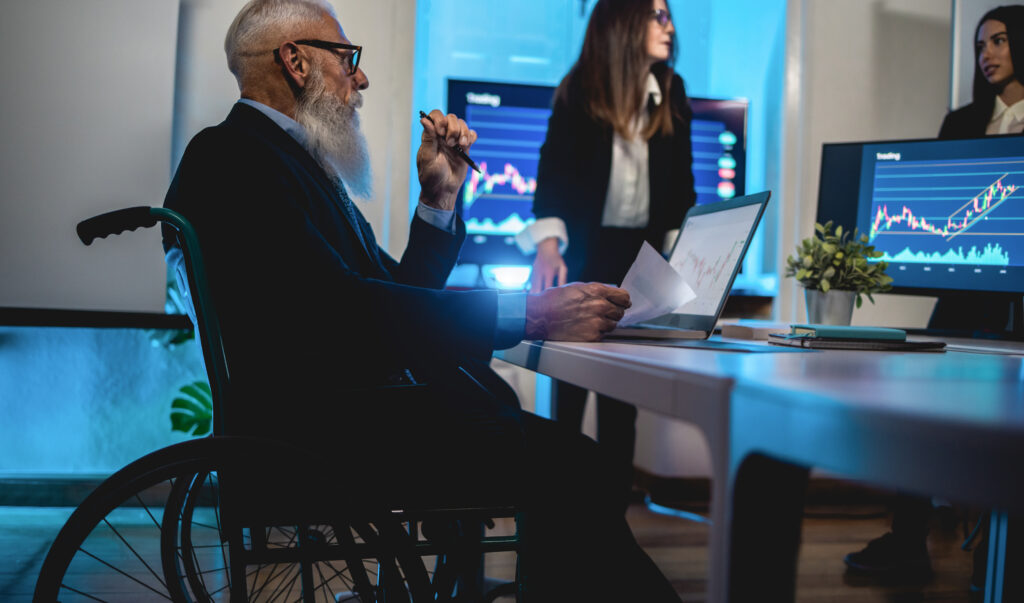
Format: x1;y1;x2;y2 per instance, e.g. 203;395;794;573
651;9;671;27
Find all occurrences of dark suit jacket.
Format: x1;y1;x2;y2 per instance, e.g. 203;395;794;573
532;66;697;282
931;101;1023;333
163;103;510;442
938;101;992;140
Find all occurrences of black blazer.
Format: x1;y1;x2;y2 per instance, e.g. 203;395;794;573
163;103;504;438
531;66;697;281
938;102;992;139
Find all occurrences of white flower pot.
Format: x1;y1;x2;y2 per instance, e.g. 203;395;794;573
804;289;855;325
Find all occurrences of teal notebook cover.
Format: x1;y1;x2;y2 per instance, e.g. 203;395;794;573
788;324;906;341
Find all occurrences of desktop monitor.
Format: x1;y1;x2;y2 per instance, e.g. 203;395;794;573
445;78;747;287
816;135;1024;335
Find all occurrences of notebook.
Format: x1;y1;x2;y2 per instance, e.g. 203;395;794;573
767;323;946;351
607;191;771;341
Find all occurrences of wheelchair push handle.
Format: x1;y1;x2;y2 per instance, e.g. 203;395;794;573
76;206;158;245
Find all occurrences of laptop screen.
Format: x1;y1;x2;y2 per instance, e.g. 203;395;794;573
668;193;769;318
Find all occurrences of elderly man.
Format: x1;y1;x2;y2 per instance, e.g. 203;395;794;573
164;0;682;600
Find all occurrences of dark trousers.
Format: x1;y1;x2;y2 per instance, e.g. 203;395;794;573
311;361;680;602
889;494;932;544
552;380;638;512
516;411;680;602
728;454;811;602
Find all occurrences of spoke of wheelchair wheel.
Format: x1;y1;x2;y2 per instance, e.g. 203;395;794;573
246;562;276;600
74;546;173;600
200;575;233;599
189;526;216;598
252;561;299;602
137;487;167;529
99;518;170;590
322;560;364;586
314;561;336;602
265;562;302;602
58;581;112;602
209;475;232;594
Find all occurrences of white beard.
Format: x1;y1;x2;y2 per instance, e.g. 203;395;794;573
294;65;373;200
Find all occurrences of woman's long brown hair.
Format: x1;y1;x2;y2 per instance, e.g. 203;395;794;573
557;0;680;140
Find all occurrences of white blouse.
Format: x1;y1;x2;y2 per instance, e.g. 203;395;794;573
516;73;664;255
986;95;1024;135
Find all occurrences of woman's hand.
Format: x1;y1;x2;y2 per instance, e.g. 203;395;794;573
530;237;567;293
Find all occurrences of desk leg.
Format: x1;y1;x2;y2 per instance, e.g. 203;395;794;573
985;510;1009;603
707;436;731;603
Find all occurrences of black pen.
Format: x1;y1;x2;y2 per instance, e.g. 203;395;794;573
418;110;481;173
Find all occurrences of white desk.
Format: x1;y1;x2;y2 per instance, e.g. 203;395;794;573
496;337;1024;602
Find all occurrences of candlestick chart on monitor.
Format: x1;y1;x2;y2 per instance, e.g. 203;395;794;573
867;156;1024;268
459;103;548;237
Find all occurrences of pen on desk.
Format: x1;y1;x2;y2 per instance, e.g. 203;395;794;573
418;110;481;173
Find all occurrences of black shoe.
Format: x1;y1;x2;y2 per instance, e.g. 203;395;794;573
844;532;932;579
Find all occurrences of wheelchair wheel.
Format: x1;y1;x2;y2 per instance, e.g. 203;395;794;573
162;469;432;602
34;437;433;602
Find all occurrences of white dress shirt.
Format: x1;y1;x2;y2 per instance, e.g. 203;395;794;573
986;95;1024;135
516;73;664;255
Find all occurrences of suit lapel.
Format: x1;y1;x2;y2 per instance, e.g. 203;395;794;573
224;104;379;269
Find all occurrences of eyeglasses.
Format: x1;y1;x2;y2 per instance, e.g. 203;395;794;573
273;39;362;75
651;9;671;27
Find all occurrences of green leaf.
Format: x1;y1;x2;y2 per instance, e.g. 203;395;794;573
821;279;831;293
169;380;213;437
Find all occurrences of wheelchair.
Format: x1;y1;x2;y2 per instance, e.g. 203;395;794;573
33;206;523;602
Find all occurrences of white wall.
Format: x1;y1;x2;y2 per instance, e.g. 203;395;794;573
0;1;179;312
0;0;416;316
777;0;952;329
174;0;416;259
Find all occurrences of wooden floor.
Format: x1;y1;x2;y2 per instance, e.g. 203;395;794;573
0;500;979;601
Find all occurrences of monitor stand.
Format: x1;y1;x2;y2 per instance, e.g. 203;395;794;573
924;293;1024;341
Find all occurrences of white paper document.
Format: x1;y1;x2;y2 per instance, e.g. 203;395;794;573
618;242;696;326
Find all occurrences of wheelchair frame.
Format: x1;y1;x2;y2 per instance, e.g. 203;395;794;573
32;206;523;602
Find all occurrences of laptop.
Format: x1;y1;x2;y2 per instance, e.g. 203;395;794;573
606;190;771;340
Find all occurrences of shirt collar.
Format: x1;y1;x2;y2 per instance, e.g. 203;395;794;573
990;95;1008;123
989;95;1024;121
237;98;309;147
645;72;663;107
1005;97;1024;124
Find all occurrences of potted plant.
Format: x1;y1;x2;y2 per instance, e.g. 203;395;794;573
785;221;893;325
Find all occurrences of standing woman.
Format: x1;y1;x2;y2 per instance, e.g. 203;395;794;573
939;4;1024;139
516;0;696;508
844;5;1024;584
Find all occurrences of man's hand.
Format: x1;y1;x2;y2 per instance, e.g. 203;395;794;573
417;110;477;210
530;237;568;293
525;282;631;341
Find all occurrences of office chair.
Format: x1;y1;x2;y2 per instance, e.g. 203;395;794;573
33;206;522;602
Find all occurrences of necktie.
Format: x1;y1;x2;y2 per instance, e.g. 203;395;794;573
335;181;368;252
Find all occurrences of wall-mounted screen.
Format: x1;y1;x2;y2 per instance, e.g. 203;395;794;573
446;78;748;285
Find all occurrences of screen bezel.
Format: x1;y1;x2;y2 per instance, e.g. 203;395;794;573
649;191;771;335
816;133;1024;298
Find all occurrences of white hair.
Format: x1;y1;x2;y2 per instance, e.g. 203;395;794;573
224;0;337;81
